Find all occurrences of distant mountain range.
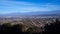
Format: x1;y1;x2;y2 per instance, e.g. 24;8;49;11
0;10;60;16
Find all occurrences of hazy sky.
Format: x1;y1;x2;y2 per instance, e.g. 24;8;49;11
0;0;60;14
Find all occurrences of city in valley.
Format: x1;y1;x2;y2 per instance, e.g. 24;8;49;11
0;16;60;34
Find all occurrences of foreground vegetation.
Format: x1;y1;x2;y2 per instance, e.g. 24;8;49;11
0;19;60;34
0;23;43;34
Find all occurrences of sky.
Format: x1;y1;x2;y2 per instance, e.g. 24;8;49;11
0;0;60;14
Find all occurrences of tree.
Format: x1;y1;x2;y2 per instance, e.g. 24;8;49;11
26;26;39;34
43;19;60;34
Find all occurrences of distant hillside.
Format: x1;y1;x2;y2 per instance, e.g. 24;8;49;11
0;10;60;16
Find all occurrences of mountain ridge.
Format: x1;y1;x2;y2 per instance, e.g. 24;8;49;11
0;10;60;16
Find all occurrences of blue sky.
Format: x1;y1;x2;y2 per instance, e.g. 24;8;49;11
0;0;60;14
